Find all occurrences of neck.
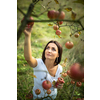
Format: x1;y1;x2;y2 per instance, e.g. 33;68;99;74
45;59;55;68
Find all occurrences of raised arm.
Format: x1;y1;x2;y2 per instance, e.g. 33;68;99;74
24;25;37;68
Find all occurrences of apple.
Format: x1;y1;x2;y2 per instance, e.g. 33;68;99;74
21;16;34;26
71;80;75;84
35;89;41;95
47;89;51;94
56;30;61;35
57;77;65;84
62;72;67;77
67;70;71;75
70;63;84;81
76;81;82;87
42;80;52;90
55;11;65;20
74;33;79;38
47;10;56;19
25;93;33;99
53;25;59;30
57;21;63;25
65;41;74;49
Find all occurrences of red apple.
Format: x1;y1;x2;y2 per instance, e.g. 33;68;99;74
76;81;82;87
25;93;33;99
57;77;65;84
35;89;41;95
56;30;61;35
71;80;75;84
67;70;71;75
47;89;51;94
47;10;56;19
42;80;52;90
62;72;67;77
70;63;84;81
53;25;59;30
58;21;63;25
65;41;74;49
21;16;34;26
55;11;65;19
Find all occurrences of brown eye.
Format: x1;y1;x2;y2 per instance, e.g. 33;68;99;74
52;47;56;51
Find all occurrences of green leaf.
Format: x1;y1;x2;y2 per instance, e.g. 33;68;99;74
73;0;84;5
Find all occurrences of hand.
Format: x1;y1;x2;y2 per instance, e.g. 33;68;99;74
57;83;63;89
23;24;33;36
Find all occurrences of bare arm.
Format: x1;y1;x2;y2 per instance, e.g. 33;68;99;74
24;25;37;68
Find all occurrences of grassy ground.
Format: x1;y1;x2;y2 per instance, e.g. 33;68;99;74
17;0;84;100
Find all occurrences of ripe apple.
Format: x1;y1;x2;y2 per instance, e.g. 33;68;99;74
53;25;59;30
25;93;33;99
35;89;41;95
42;80;52;90
57;77;65;84
56;30;61;35
65;41;74;49
67;70;70;75
55;11;65;20
21;16;34;26
62;72;67;77
76;81;82;87
70;63;84;81
47;89;51;94
74;33;79;38
57;21;63;25
71;80;75;84
47;10;56;19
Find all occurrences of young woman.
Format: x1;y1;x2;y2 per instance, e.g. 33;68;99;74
24;25;63;100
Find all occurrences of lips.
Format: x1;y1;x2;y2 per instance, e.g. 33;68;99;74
47;54;51;56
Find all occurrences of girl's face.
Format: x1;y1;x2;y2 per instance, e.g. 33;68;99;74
45;43;59;60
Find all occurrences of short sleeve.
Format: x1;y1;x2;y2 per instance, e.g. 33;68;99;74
33;58;42;69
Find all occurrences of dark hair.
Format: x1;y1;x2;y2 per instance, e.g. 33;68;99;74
42;40;63;66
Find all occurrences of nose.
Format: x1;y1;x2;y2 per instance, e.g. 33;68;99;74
48;48;52;52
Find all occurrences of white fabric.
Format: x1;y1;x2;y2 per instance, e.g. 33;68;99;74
32;58;63;98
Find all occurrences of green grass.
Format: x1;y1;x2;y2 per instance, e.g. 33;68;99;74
17;0;84;99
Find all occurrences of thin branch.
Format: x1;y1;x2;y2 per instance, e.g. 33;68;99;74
17;6;26;16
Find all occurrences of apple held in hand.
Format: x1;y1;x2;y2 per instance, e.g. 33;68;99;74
56;30;61;35
65;41;74;49
35;89;41;95
57;77;65;84
21;16;34;26
42;80;52;90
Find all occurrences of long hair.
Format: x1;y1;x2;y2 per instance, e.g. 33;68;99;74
42;40;63;66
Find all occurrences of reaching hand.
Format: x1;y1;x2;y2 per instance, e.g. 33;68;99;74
23;24;33;36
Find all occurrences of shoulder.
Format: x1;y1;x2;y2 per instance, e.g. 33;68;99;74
58;64;63;72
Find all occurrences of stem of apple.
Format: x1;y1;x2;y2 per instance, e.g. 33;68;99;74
70;81;76;100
